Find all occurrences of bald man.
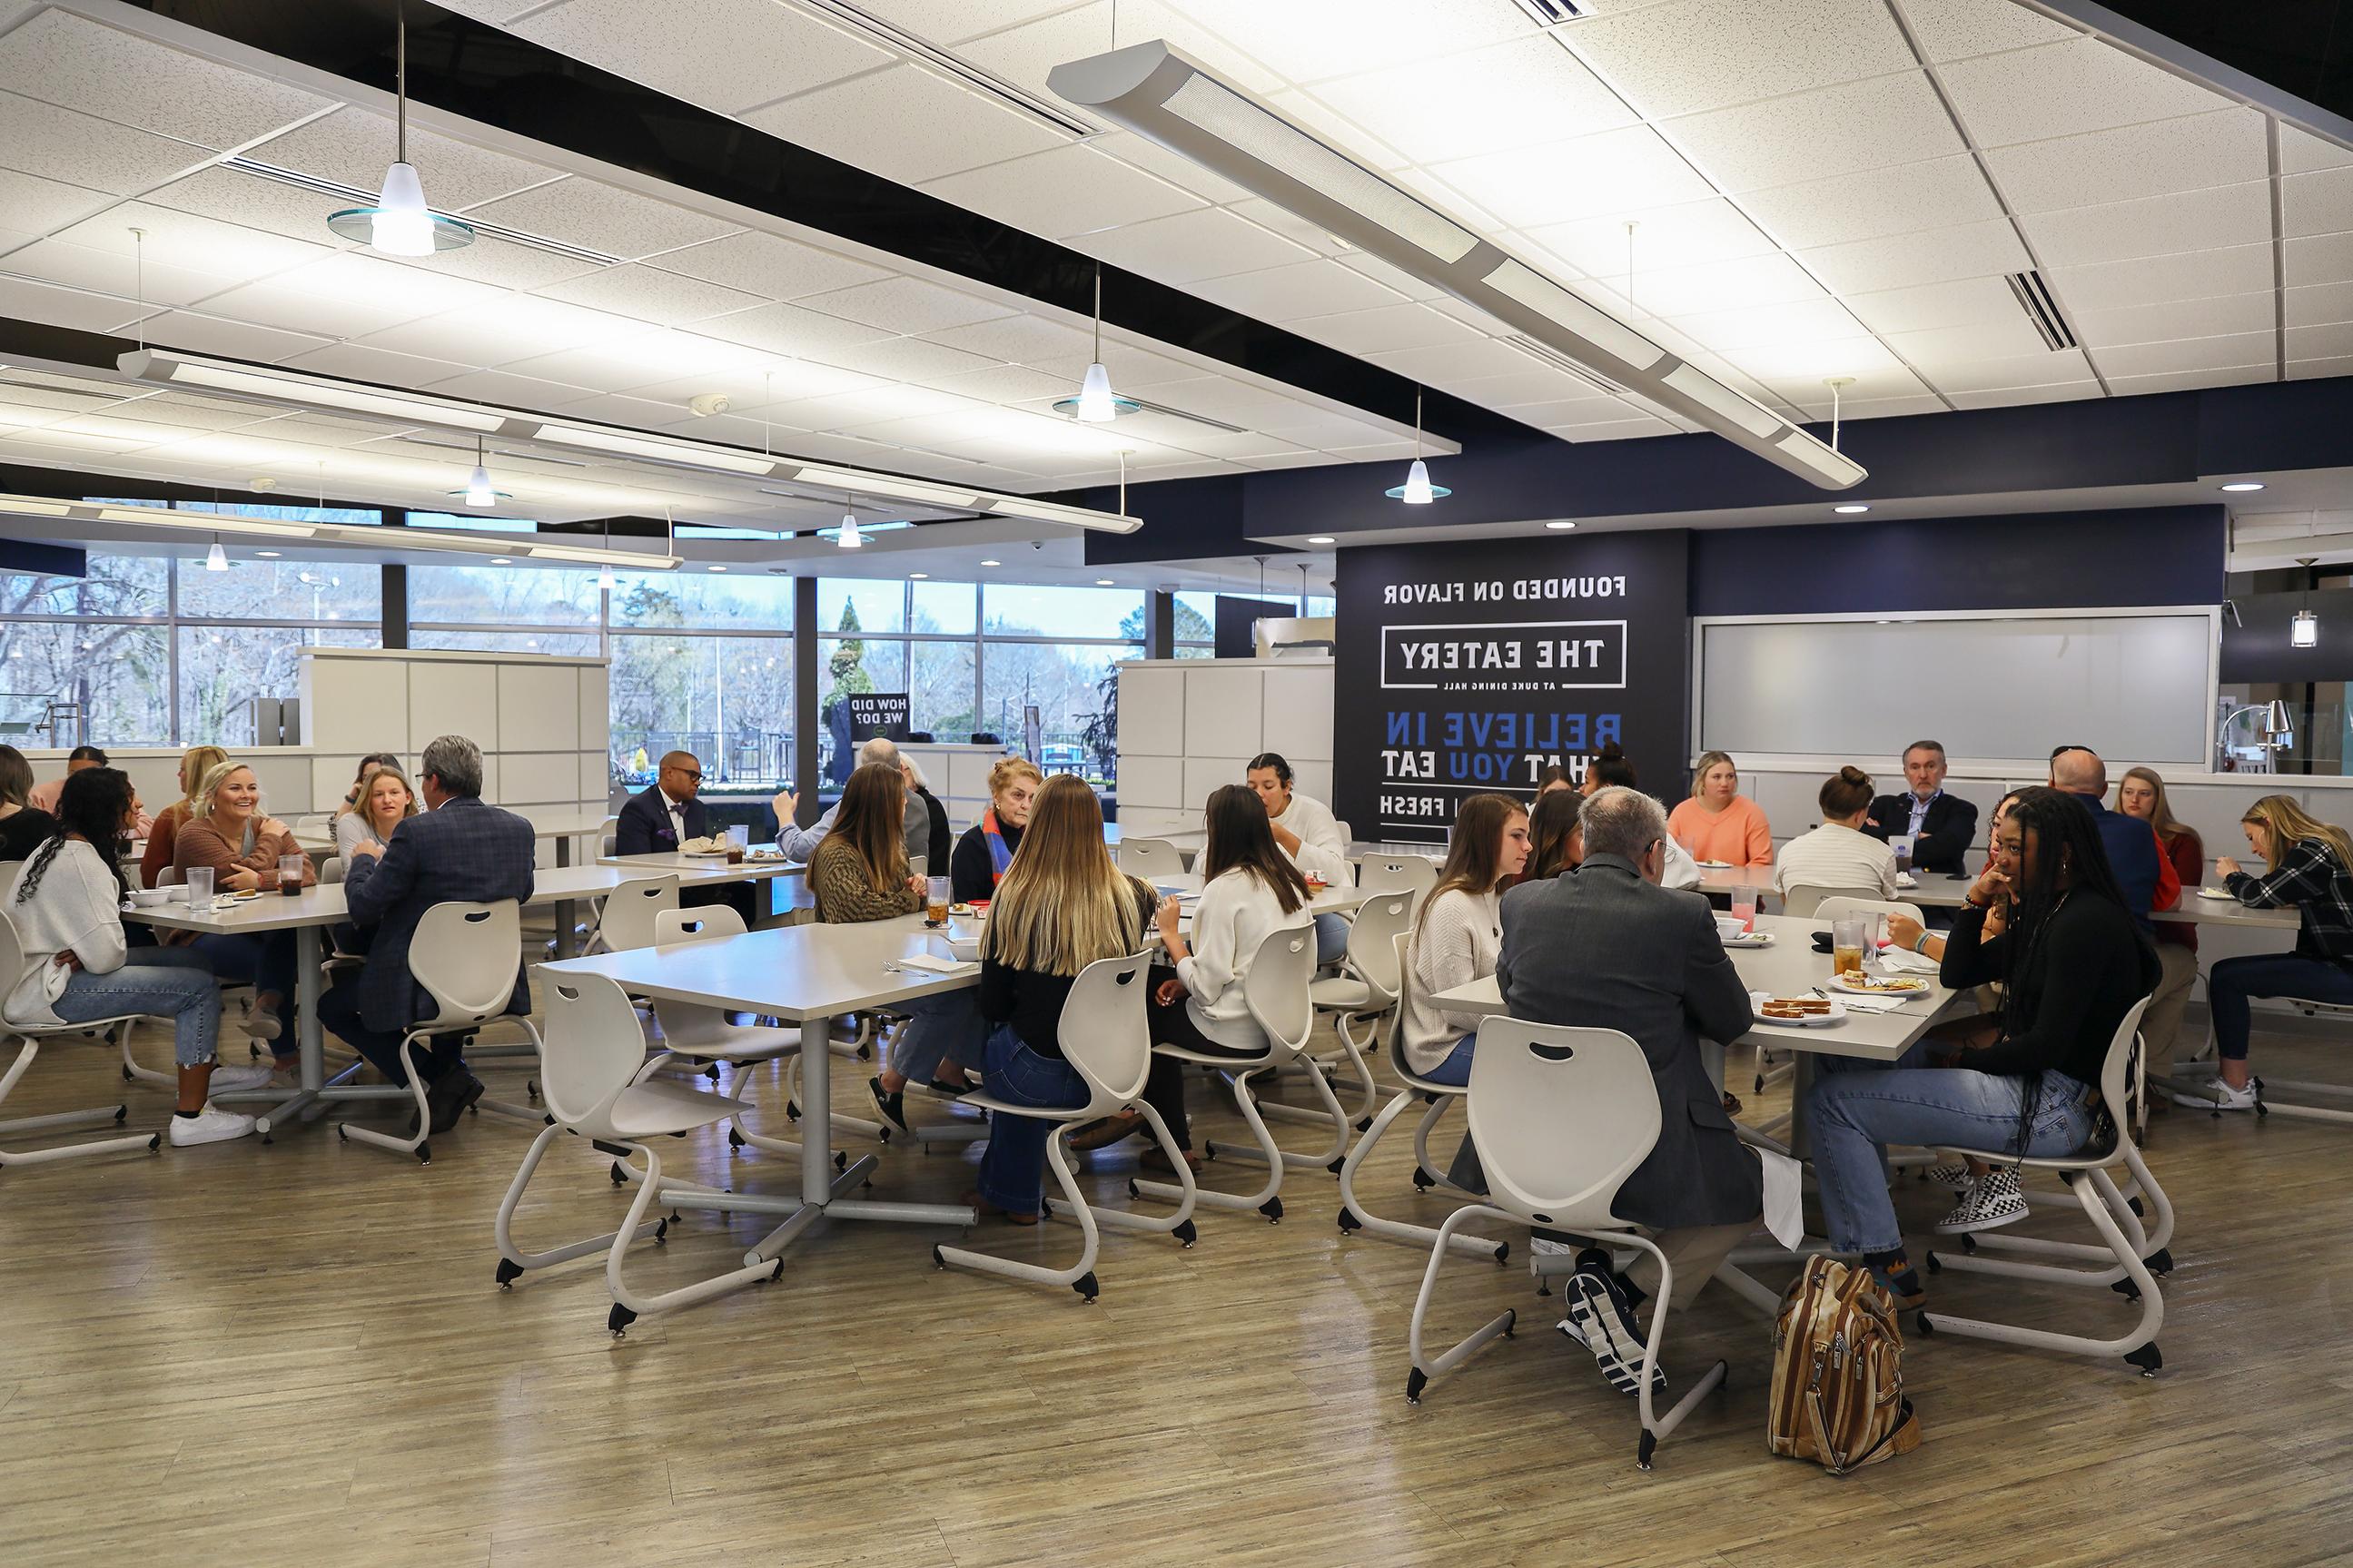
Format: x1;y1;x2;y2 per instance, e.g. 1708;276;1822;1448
2049;746;2177;934
615;749;769;926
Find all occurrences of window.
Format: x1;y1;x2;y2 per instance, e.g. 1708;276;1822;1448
0;620;169;745
610;634;795;788
409;565;600;629
175;554;381;623
178;626;377;746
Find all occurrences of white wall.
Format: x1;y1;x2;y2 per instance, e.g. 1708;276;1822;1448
902;741;1008;834
1116;656;1338;837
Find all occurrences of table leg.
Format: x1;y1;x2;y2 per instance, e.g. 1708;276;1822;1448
556;835;573;870
1788;1053;1815;1161
554;898;578;961
252;925;326;1142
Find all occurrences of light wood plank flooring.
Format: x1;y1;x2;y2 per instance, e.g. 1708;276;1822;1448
3;1008;2350;1567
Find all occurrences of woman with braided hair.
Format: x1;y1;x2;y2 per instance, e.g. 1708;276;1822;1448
1805;786;2160;1307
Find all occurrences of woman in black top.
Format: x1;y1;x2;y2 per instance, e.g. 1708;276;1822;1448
950;757;1041;905
1807;786;2159;1307
0;745;55;862
970;774;1161;1224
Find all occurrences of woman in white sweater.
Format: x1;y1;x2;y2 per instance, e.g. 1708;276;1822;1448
1773;765;1898;902
3;767;264;1147
1152;784;1316;1060
1245;752;1354;965
333;763;418;860
1400;794;1530;1083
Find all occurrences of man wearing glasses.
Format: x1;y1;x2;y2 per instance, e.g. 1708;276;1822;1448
617;750;758;925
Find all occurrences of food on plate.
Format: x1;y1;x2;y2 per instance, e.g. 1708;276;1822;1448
1836;970;1928;992
950;902;975;916
677;834;725;853
1760;998;1834;1020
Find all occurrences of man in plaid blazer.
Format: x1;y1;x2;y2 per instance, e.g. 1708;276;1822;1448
321;733;535;1130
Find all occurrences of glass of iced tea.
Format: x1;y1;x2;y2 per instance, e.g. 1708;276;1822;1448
1831;916;1866;977
278;853;306;897
925;875;950;926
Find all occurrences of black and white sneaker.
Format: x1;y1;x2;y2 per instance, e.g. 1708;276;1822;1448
1921;1162;1973;1191
1933;1167;2029;1234
1557;1254;1663;1395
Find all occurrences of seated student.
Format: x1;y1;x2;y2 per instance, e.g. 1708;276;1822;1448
950;757;1040;906
328;753;400;829
1810;787;2160;1298
967;774;1164;1224
1887;787;2025;967
1517;787;1584;885
3;767;263;1147
1862;740;1978;875
334;764;417;859
1773;766;1899;902
0;744;55;863
2173;795;2353;1113
1578;746;1703;890
1244;752;1352;966
1399;794;1529;1087
138;745;228;888
173;761;312;1075
2118;767;2203;1070
1666;750;1771;869
28;745;153;835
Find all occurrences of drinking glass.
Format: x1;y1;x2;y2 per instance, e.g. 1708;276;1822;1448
726;823;750;856
1891;833;1916;877
1831;916;1866;977
1731;883;1760;932
925;875;951;926
278;853;306;897
184;865;215;907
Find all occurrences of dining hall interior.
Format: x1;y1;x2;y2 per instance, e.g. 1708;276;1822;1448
3;0;2353;1563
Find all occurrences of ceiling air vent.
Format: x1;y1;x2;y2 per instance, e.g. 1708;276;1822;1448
788;0;1097;137
1507;333;1628;396
1511;0;1592;23
2005;270;2078;351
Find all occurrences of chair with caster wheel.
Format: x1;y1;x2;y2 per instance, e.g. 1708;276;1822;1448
0;911;165;1169
492;973;776;1334
1920;997;2170;1376
1335;934;1506;1265
647;907;806;1165
1406;1017;1727;1471
934;952;1196;1299
338;900;544;1164
1304;892;1411;1129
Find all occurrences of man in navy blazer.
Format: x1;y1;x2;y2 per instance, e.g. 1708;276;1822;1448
616;749;757;926
321;733;534;1131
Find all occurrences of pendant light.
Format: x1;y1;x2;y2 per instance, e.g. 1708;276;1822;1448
2294;557;2319;647
1385;389;1449;505
1053;264;1138;422
836;495;864;549
597;513;616;591
204;536;228;572
447;435;509;507
326;5;474;257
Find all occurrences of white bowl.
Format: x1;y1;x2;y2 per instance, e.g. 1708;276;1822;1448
1713;914;1746;941
125;887;173;908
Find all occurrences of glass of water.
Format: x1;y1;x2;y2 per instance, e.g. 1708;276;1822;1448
184;864;215;907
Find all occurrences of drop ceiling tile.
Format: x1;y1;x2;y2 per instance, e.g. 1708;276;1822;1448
2287;281;2353;329
1564;0;1916;118
1242;87;1412;174
650;229;889;301
1665;296;1875;352
280;341;475;389
797;276;1018;335
1221;198;1353;259
1361;339;1550;382
528;390;688;430
1188;260;1409;320
1744;155;2001;251
2282;164;2353;240
0;238;240;309
1028;339;1217;389
1881;316;2053;364
517;0;894;115
2288;321;2353;360
2287;230;2353;290
1721;335;1903;383
2072;291;2277;350
1985;109;2268;216
623;359;883;409
0;89;212;196
1938;35;2231;148
806;335;1003;382
1843;274;2024;335
1330;249;1452;302
417;368;597;414
1898;0;2081;60
1521;199;1776;278
1666;71;1963;194
1304;34;1637;164
703;299;900;358
919;143;1206;241
1942;380;2100;410
0;9;331;151
360;294;637;365
1801;217;2032;293
192;269;477;340
2022;181;2270;270
502;330;771;394
136;310;333;363
1286;303;1486;356
538;265;768;327
47;199;331;287
1163;0;1522;84
1929;348;2095;393
1550;413;1677;441
1085;131;1260;207
1617;251;1824;316
1493;396;1624;428
2290;354;2353;380
2281;125;2353;175
1426;124;1713;228
1443;367;1624;407
2051;242;2276;312
375;232;605;291
0;271;137;333
0;165;118;236
914;363;1074;403
1068;206;1316;284
772;384;983;431
924;312;1094;364
243;108;558;212
2105;364;2273;397
461;177;736;261
742;62;1068;186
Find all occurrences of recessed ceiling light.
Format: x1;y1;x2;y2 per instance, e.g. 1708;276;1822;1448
908;571;928;579
489;557;511;565
980;558;1001;567
1544;520;1576;530
1834;504;1870;514
257;549;282;557
1095;578;1115;586
2220;481;2266;493
707;564;728;572
1307;535;1335;544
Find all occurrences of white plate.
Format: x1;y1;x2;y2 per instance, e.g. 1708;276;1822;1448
1894;873;1919;888
1826;971;1931;998
1695;859;1734;870
2196;887;2236;901
1722;932;1775;949
679;848;730;858
1757;999;1847;1029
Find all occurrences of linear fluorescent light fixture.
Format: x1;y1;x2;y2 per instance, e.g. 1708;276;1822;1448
1048;42;1867;491
116;348;1141;532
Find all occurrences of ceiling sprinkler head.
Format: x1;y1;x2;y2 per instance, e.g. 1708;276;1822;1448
687;392;733;418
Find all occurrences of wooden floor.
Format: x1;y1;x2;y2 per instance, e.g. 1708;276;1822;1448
5;1005;2352;1568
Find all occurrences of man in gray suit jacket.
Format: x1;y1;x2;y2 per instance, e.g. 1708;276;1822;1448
1486;785;1763;1393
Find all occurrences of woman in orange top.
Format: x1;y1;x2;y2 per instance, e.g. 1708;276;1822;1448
1666;750;1772;866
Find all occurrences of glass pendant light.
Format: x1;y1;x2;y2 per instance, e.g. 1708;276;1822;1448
447;436;509;507
2295;557;2319;647
204;537;228;572
1053;264;1139;422
836;509;865;548
326;5;475;257
1386;389;1450;504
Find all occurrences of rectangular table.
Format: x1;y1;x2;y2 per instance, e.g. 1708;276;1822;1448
295;810;615;868
1696;865;2303;929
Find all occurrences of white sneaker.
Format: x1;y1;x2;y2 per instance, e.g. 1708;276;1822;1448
168;1104;256;1147
2170;1076;2258;1112
1921;1162;1974;1191
240;998;282;1043
206;1062;277;1093
1933;1168;2029;1234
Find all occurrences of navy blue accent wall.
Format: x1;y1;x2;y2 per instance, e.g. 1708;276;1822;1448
2221;588;2353;684
1689;506;2227;616
0;540;84;576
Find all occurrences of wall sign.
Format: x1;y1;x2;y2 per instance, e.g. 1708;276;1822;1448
1334;531;1690;843
845;692;910;740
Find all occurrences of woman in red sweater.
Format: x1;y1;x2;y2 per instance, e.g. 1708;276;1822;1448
2119;766;2201;1063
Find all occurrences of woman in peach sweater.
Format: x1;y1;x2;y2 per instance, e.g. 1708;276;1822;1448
1666;750;1772;867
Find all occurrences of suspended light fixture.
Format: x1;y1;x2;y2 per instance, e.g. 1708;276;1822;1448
2295;557;2319;647
1385;389;1449;505
326;5;474;257
1053;264;1139;422
837;505;865;548
204;537;228;572
447;436;509;507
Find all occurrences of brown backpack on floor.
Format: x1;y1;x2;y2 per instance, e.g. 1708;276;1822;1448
1767;1256;1923;1474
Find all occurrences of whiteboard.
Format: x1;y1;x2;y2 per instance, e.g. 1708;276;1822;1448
1696;611;2215;765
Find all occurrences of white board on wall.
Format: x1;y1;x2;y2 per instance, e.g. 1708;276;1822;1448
1697;609;2217;766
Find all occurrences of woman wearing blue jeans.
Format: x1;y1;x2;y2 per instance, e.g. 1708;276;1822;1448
1808;788;2160;1308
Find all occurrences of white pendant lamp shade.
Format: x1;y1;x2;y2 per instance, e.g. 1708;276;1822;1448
325;11;473;256
1053;267;1139;421
204;539;228;572
2294;608;2318;647
836;512;864;548
447;437;509;507
1384;389;1451;504
598;561;616;591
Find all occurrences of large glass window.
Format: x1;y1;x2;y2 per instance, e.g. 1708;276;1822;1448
0;620;170;745
175;555;382;623
409;565;600;629
178;626;377;746
610;633;795;788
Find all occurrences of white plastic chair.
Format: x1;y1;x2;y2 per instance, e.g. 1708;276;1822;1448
1307;891;1415;1127
320;855;346;885
492;971;777;1336
1813;895;1927;929
1407;1017;1728;1470
593;874;680;954
1116;838;1185;881
338;900;544;1165
1357;855;1438;908
2168;992;2353;1127
1920;996;2169;1375
647;907;809;1164
1335;934;1508;1264
1135;923;1345;1224
1781;884;1885;919
0;911;163;1169
933;952;1198;1300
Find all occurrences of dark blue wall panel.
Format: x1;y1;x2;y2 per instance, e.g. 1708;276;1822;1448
0;540;85;577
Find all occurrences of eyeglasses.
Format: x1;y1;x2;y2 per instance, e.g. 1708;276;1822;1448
669;768;703;783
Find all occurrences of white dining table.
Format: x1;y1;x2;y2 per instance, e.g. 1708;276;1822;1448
1149;872;1371;919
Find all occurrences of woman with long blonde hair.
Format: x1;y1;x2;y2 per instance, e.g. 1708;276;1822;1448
2174;794;2353;1109
139;744;230;888
335;764;419;860
970;775;1162;1221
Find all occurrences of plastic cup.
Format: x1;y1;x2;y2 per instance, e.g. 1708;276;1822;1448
926;875;951;926
184;865;215;907
1892;833;1916;876
1832;916;1866;977
1731;883;1760;932
278;853;306;897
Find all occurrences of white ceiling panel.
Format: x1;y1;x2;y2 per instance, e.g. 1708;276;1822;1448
1284;303;1486;356
0;89;213;196
914;363;1073;404
0;165;117;236
806;335;1002;383
650;229;890;301
515;0;895;115
1618;251;1824;317
1802;215;2033;294
2280;124;2353;175
0;271;138;333
1426;124;1713;229
460;177;737;261
2289;321;2353;360
1932;348;2097;393
2098;332;2274;378
0;9;330;151
2021;181;2270;270
918;143;1206;241
415;369;597;414
1664;296;1875;352
1360;338;1550;383
280;342;478;390
925;311;1094;365
2106;364;2273;396
1164;0;1525;84
1721;335;1903;383
364;226;606;291
1937;35;2233;149
796;275;1018;335
1663;70;1963;194
46;198;331;285
2071;292;2277;350
356;293;635;365
1881;316;2054;365
1188;260;1408;320
2282;165;2353;241
537;265;769;327
2288;231;2353;291
1521;198;1775;278
1942;378;2101;410
131;310;332;364
1844;273;2028;335
1896;0;2080;62
1303;35;1636;165
1984;109;2269;216
1567;0;1917;120
2286;281;2353;329
1742;155;2002;251
1066;206;1315;283
0;236;239;311
2050;242;2277;311
683;296;897;360
244;107;557;212
742;63;1069;186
